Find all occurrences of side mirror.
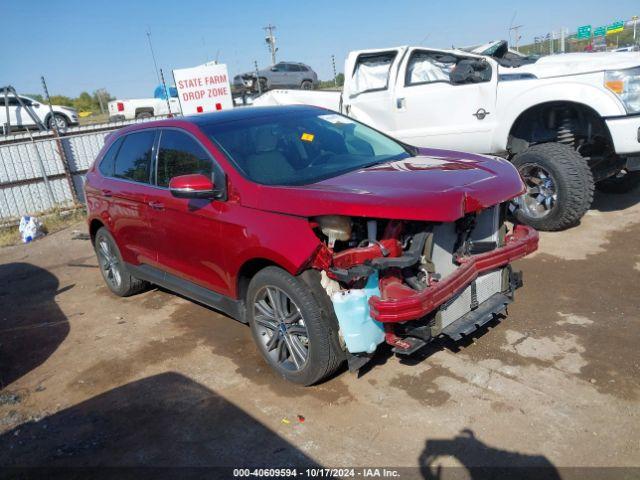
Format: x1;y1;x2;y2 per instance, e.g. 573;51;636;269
169;174;217;199
32;103;40;108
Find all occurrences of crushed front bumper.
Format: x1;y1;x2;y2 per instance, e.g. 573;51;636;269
369;225;538;323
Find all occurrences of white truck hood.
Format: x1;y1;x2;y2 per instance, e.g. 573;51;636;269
506;52;640;79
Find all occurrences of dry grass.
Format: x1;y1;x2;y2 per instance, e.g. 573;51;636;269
0;207;87;248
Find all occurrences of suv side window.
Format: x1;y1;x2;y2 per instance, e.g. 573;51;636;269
98;137;124;177
156;130;214;187
352;52;397;95
272;63;286;72
287;64;302;72
113;130;155;183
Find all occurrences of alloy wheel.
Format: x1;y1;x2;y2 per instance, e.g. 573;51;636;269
97;238;122;289
515;164;558;219
253;286;309;372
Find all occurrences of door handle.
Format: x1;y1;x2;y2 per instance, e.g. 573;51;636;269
101;189;113;197
396;97;406;109
148;201;165;210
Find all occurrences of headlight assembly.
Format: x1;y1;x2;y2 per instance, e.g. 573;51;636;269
605;66;640;114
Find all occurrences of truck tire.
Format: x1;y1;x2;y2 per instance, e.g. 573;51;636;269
246;266;343;385
511;143;594;231
596;170;640;194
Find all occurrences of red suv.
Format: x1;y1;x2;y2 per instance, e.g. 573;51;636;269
85;106;538;385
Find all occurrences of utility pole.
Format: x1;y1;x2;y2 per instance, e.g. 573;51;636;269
263;24;277;65
146;29;162;85
549;31;555;54
633;16;638;44
510;24;523;52
331;55;337;87
560;28;566;53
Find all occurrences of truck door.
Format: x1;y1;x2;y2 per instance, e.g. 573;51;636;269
341;48;405;134
392;48;499;153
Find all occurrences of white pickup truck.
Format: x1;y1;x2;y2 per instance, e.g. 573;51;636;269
254;41;640;231
108;91;181;121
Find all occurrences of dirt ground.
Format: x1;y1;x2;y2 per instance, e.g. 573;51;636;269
0;190;639;477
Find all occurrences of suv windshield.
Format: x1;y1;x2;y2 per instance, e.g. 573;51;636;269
203;110;411;186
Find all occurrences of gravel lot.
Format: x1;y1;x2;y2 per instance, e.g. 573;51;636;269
1;190;639;477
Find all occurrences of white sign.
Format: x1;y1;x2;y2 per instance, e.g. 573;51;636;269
173;63;233;115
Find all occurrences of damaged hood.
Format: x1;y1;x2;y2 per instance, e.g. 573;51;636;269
508;52;640;78
247;150;525;222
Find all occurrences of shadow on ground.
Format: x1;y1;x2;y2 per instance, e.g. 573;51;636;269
419;429;560;480
591;188;640;212
0;263;70;388
0;372;319;471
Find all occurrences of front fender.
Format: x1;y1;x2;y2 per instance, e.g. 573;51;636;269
492;79;626;151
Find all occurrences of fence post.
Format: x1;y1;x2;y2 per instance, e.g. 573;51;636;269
41;76;79;204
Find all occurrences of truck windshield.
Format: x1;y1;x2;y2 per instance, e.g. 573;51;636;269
204;110;411;186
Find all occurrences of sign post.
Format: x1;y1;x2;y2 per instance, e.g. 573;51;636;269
173;63;233;116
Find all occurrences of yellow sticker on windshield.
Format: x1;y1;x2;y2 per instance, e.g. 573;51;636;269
301;132;315;142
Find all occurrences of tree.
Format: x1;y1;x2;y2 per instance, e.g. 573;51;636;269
73;91;94;112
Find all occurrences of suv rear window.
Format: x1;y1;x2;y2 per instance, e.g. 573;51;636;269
98;137;123;177
113;131;155;183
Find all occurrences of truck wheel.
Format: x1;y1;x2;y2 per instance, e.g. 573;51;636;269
596;170;640;194
94;227;149;297
511;143;594;231
246;267;343;386
301;80;313;90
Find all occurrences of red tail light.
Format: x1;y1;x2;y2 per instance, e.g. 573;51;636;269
117;102;124;112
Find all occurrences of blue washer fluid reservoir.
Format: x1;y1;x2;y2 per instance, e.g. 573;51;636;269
330;272;385;354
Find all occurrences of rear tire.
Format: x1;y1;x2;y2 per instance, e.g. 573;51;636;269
511;143;594;231
596;170;640;194
246;267;343;385
94;227;149;297
301;80;313;90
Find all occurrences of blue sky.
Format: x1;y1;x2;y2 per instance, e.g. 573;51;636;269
5;0;639;99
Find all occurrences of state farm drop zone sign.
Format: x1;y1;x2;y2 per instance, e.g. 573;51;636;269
173;63;233;115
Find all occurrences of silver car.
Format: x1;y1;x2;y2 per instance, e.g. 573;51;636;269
234;62;319;93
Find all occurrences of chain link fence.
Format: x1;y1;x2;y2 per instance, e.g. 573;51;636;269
0;116;169;225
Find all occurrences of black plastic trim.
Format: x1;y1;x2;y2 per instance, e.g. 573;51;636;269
127;263;244;322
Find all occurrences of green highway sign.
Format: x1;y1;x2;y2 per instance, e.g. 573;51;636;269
606;21;624;35
593;26;607;37
576;25;592;39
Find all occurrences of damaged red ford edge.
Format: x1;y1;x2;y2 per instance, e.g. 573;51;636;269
85;105;538;385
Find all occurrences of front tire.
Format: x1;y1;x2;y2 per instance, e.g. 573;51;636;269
48;114;69;132
94;227;149;297
596;170;640;194
246;267;343;385
511;143;594;231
